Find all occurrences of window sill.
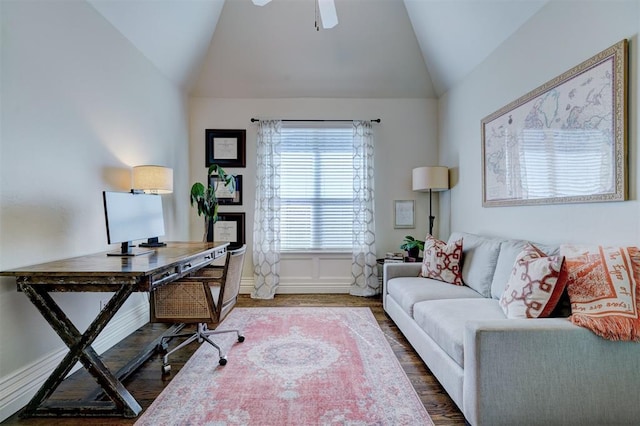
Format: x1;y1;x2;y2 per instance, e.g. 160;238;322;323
281;251;351;258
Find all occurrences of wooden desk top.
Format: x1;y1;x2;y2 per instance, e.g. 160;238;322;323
0;241;229;292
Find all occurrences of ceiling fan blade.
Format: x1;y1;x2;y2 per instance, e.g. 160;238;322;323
318;0;338;29
252;0;271;6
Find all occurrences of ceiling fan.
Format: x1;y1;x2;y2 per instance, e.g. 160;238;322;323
251;0;339;30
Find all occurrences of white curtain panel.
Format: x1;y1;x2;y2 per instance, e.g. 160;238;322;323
350;120;379;296
252;120;282;299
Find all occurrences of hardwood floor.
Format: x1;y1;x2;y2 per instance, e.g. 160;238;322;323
2;294;466;425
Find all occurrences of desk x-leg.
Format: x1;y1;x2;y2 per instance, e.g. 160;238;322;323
19;283;142;418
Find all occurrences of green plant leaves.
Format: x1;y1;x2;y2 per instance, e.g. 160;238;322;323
190;165;235;224
400;235;424;251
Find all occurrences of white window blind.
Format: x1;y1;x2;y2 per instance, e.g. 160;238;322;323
280;124;353;251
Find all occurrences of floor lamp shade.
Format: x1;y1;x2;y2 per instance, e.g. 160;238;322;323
412;166;449;236
133;165;174;194
412;166;449;192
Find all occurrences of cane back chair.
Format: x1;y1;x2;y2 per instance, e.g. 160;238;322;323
150;244;246;373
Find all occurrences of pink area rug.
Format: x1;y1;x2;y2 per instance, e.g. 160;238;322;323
135;307;433;425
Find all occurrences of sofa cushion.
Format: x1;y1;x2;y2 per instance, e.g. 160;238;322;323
413;298;506;367
449;232;502;298
386;277;483;317
491;239;527;299
420;235;463;285
492;239;560;299
499;243;568;319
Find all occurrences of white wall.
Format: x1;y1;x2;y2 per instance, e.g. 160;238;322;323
439;1;640;246
0;1;190;420
189;98;438;292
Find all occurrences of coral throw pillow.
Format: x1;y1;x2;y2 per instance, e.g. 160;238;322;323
499;243;567;319
420;235;463;285
562;244;640;341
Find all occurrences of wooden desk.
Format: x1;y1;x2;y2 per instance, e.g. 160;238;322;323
0;241;229;418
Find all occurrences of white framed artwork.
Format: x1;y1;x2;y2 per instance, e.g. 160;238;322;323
394;200;415;229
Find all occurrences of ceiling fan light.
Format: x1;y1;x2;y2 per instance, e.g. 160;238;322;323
318;0;338;29
252;0;271;6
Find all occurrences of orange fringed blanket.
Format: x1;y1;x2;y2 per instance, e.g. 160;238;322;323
562;245;640;342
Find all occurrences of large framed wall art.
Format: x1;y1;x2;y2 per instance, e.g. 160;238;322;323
481;39;628;207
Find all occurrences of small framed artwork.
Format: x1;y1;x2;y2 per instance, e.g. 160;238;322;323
394;200;415;229
208;212;245;249
205;129;246;168
210;175;242;205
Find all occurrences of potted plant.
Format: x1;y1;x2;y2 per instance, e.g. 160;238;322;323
190;164;235;242
400;235;424;260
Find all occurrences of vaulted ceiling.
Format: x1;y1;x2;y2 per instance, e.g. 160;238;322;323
88;0;548;98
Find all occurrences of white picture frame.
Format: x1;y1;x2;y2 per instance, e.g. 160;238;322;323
394;200;415;229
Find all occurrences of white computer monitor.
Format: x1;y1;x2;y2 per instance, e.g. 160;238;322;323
102;191;165;256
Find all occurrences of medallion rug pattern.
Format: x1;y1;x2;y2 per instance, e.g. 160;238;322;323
136;307;433;425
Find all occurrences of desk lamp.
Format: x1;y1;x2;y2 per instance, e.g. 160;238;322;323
133;165;173;195
133;165;173;247
412;166;449;236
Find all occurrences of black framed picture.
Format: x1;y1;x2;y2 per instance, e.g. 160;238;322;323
205;129;246;167
209;175;242;205
207;212;245;249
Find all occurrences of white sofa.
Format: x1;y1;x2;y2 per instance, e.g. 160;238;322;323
383;232;640;426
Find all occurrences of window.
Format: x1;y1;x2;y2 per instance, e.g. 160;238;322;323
280;124;353;251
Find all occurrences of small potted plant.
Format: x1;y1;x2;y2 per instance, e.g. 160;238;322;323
190;164;235;242
400;235;424;260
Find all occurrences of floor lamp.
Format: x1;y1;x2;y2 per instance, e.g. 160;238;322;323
412;166;449;236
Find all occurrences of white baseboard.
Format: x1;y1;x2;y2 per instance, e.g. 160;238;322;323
0;302;150;423
239;278;351;295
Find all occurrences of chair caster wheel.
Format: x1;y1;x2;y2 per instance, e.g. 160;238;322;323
219;357;228;366
238;335;245;343
162;364;171;375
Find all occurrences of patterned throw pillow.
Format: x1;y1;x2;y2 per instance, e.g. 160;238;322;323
420;235;463;285
499;244;567;319
562;245;640;341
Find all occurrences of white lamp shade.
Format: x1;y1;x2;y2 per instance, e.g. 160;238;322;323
133;165;173;194
412;166;449;192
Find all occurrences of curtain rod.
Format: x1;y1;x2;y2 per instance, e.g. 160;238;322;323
250;118;381;123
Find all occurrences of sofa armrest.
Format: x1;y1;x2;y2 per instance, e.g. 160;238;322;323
382;263;422;310
383;262;421;282
463;318;640;426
